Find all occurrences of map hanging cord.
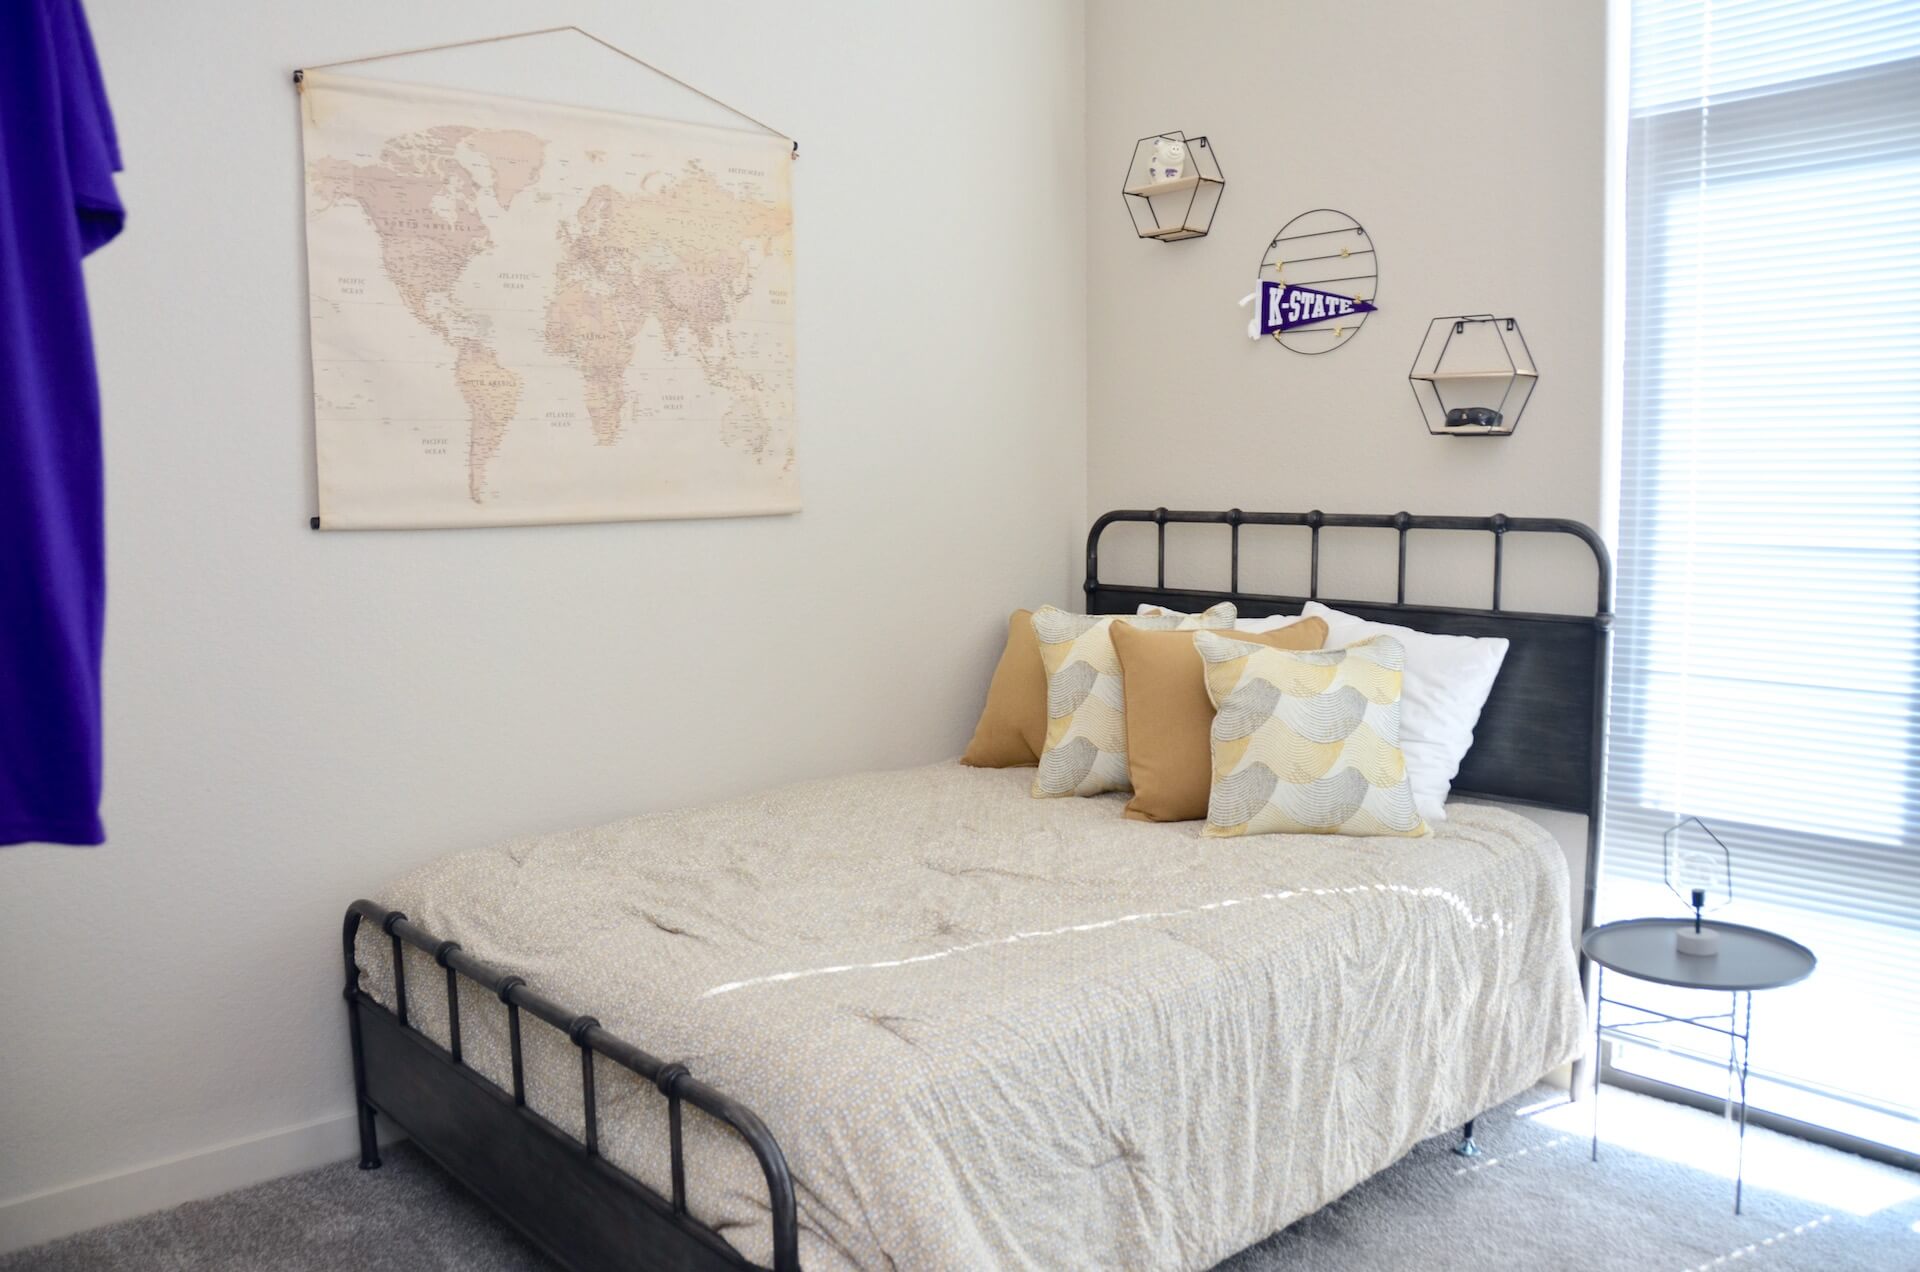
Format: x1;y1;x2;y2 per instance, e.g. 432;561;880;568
289;25;798;155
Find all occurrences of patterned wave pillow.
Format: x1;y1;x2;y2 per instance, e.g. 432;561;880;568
1031;603;1235;798
1195;631;1429;838
1301;602;1507;823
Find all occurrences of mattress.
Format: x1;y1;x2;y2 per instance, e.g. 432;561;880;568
357;761;1584;1271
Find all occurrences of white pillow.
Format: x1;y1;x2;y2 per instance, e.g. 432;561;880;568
1135;603;1316;635
1301;602;1508;823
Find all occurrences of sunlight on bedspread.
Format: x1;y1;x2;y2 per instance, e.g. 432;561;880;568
703;881;1507;1000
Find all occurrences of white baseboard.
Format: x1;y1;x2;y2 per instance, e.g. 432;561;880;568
0;1109;403;1257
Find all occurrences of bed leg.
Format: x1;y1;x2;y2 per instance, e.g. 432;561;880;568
1453;1118;1482;1158
343;905;382;1170
348;1000;382;1169
356;1102;383;1170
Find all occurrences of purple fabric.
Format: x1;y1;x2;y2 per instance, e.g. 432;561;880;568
1;0;123;846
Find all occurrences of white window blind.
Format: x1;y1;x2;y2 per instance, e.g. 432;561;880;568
1605;0;1920;1157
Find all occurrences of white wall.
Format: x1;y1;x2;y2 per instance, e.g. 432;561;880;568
1084;0;1609;927
2;0;1616;1248
0;1;1087;1249
1086;0;1607;588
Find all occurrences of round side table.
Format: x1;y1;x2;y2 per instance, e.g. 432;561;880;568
1581;918;1816;1214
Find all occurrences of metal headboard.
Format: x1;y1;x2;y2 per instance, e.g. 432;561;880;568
1084;507;1613;940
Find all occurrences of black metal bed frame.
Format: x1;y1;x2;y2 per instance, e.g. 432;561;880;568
341;507;1612;1272
1086;507;1612;878
342;901;798;1272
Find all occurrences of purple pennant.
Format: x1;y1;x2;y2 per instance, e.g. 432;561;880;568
1259;282;1376;334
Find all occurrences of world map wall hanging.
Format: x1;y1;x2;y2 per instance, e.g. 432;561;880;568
299;69;797;529
1246;209;1379;355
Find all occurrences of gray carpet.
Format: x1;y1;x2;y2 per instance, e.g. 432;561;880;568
7;1085;1917;1271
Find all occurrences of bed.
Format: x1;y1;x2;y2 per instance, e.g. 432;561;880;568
341;508;1613;1272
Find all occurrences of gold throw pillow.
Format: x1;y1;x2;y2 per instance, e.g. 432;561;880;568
961;610;1048;768
1112;617;1328;822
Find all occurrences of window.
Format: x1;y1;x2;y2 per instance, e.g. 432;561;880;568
1604;0;1920;1160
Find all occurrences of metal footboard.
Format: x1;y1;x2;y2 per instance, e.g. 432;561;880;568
343;900;800;1272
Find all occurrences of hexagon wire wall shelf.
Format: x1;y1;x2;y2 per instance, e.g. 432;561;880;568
1408;314;1538;437
1122;131;1225;242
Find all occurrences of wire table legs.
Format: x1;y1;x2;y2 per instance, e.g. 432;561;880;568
1590;965;1757;1215
1591;966;1604;1166
1733;990;1752;1214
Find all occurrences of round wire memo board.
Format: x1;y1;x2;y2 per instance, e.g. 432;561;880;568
1257;208;1379;354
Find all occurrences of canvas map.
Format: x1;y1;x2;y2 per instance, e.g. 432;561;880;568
301;72;797;528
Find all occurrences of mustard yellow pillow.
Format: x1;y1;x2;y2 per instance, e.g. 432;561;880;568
1112;617;1328;822
961;610;1047;768
1031;603;1235;798
1196;632;1429;837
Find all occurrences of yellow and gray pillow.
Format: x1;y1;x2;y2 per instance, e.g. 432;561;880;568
1195;631;1429;837
1031;603;1235;798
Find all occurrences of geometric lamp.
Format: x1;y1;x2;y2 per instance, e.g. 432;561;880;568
1665;815;1733;955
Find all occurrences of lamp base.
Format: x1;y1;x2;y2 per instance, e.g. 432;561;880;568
1675;926;1720;957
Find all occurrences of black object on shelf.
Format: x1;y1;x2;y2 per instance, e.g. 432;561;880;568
1122;132;1224;242
1408;315;1537;437
1445;407;1503;430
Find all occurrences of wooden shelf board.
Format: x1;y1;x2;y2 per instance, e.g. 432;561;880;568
1124;176;1206;197
1140;225;1205;240
1410;370;1539;381
1434;425;1515;437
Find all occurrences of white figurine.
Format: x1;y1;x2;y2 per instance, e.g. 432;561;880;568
1149;137;1186;184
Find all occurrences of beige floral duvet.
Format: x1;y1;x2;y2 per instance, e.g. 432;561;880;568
358;761;1583;1271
